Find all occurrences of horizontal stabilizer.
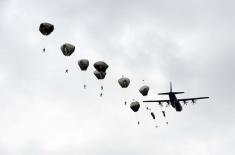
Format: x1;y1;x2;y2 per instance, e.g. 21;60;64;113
158;91;184;95
172;91;184;94
158;92;170;95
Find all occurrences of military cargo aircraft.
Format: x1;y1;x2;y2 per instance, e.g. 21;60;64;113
143;82;209;112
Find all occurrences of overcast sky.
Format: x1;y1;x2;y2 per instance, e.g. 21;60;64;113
0;0;234;154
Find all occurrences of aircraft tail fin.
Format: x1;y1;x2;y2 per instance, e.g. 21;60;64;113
158;82;172;95
158;82;184;95
170;81;172;92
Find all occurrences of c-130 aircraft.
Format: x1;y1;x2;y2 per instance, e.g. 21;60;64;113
143;82;209;112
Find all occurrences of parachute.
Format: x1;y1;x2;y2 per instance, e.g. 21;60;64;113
94;70;106;97
93;61;108;97
118;76;130;88
36;22;175;127
130;101;140;112
78;59;89;89
78;59;89;71
139;85;150;96
61;43;75;56
130;100;141;125
118;76;130;104
60;43;75;73
39;23;54;36
39;22;54;52
94;61;109;72
94;70;106;80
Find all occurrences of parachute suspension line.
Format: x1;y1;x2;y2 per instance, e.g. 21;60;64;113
120;88;125;105
124;88;127;105
99;80;103;97
132;111;140;126
65;57;69;74
42;36;45;52
43;36;48;53
134;112;141;126
81;71;85;89
83;71;87;89
41;35;46;53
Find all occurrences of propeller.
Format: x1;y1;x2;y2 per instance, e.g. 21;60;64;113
183;100;188;105
192;99;197;104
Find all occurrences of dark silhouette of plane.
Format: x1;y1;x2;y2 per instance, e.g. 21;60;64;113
143;82;209;112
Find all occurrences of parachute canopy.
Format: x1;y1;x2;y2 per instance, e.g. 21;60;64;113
94;61;109;72
130;101;140;112
78;59;89;71
94;70;106;80
139;85;150;96
118;76;130;88
39;23;54;35
61;43;75;56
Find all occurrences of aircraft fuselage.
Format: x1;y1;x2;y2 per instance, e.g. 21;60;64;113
169;93;182;112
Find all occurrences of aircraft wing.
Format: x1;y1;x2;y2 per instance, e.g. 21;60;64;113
178;97;209;104
143;100;170;106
